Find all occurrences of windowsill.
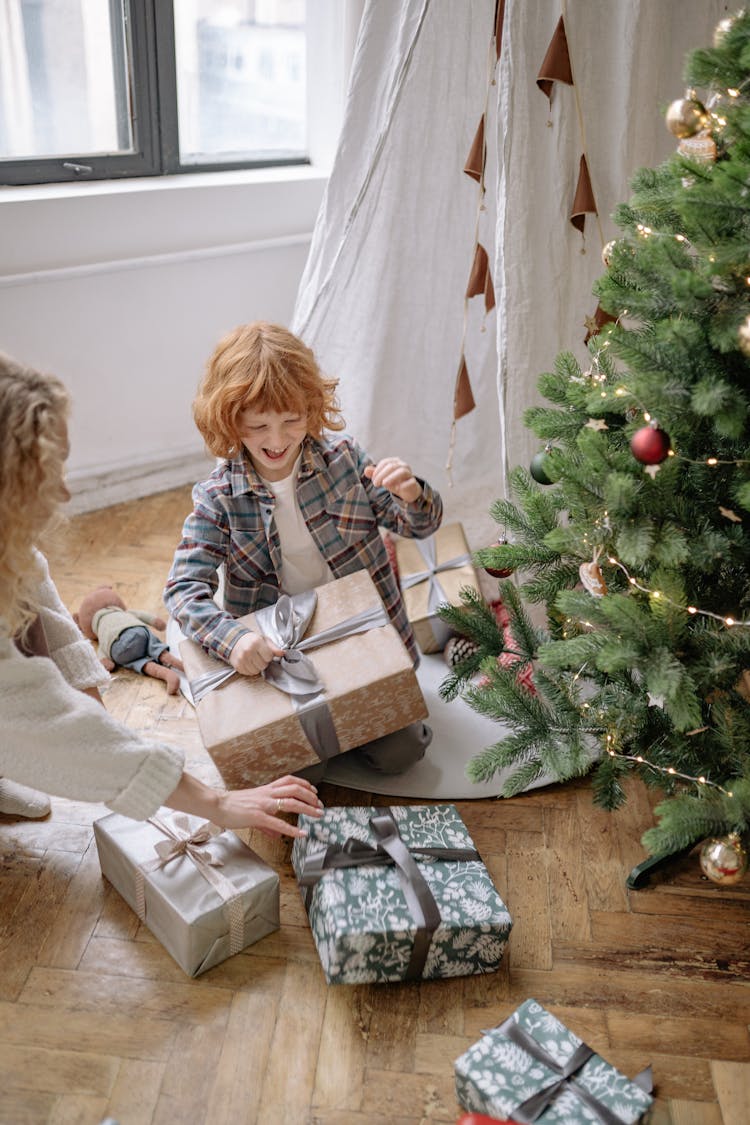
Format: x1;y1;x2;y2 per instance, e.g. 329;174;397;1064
0;160;329;205
0;161;330;275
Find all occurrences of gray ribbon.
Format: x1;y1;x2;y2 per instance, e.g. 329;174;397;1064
400;537;471;647
486;1015;653;1125
189;590;390;762
299;807;480;981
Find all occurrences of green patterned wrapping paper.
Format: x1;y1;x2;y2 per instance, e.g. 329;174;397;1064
454;999;653;1124
291;803;512;985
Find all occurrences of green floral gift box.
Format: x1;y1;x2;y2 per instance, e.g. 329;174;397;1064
291;803;512;985
454;999;654;1124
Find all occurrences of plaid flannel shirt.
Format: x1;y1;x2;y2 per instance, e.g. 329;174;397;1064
164;434;443;666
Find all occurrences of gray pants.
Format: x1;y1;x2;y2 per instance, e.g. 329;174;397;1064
296;721;432;783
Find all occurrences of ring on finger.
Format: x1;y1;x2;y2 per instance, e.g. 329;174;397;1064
276;797;284;814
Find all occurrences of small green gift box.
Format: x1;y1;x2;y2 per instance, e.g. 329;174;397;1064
454;998;653;1124
291;803;512;985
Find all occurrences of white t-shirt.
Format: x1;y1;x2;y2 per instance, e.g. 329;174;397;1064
260;456;334;595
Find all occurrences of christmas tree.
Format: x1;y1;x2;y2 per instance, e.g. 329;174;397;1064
441;11;750;883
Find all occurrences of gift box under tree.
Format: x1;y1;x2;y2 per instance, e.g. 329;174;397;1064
291;803;512;985
179;569;428;786
396;522;480;653
94;810;280;977
454;998;653;1124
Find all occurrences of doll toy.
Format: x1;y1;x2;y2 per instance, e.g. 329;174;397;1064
75;586;184;694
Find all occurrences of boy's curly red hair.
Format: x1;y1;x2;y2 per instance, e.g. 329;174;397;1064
193;322;345;458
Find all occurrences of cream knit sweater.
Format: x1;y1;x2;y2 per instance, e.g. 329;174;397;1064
0;552;184;820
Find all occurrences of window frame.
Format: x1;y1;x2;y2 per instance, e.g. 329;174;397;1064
0;0;310;188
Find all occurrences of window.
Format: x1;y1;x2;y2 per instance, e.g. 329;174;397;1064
0;0;309;186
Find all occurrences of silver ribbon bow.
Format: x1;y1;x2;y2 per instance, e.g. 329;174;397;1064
189;589;390;761
399;537;472;647
483;1015;653;1125
134;814;246;956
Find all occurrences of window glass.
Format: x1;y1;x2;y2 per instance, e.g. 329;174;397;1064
0;0;132;161
173;0;307;166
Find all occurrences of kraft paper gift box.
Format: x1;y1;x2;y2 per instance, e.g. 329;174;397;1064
395;523;480;653
179;569;428;787
454;999;654;1124
93;810;280;977
291;803;512;985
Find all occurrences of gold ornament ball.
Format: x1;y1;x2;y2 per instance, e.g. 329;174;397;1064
739;314;750;358
699;833;749;885
713;16;735;47
665;97;708;139
601;240;617;268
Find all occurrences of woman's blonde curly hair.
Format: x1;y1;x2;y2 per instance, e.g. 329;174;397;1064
0;353;70;636
193;322;345;458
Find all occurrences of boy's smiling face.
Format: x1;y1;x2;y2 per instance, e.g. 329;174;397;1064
237;407;308;481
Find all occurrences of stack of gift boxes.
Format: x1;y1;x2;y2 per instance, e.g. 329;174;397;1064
93;523;654;1122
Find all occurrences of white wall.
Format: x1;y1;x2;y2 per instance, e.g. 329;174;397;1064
0;168;326;511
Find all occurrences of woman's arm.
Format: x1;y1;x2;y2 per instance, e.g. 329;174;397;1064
1;637;323;834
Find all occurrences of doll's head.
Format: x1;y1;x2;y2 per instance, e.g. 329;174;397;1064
193;322;345;458
74;586;127;641
0;353;70;635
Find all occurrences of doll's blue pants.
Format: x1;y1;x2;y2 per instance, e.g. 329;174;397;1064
109;626;170;675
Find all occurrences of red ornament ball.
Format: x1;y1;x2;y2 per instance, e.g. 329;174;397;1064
484;538;515;578
630;424;671;465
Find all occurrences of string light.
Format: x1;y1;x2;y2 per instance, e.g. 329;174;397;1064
674;452;750;466
605;734;734;795
606;555;750;627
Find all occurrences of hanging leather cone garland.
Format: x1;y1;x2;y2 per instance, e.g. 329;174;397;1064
466;243;496;313
584;302;617;345
453;356;476;420
464;114;485;183
536;15;573;102
448;2;506;473
570;154;597;235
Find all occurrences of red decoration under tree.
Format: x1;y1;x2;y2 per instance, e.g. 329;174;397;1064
630;422;671;465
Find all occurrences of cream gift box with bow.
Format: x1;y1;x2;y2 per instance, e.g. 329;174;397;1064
93;811;280;977
179;570;428;788
395;524;480;653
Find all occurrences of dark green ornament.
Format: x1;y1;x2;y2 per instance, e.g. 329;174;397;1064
530;449;557;485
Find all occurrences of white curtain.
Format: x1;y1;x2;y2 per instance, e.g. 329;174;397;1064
293;0;726;550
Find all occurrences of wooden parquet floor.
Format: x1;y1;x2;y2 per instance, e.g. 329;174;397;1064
1;485;749;1125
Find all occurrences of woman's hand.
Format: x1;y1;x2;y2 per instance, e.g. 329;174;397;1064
165;772;324;838
229;631;285;676
364;458;422;503
214;775;324;837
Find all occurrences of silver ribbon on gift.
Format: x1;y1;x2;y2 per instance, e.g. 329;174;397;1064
299;807;480;981
485;1014;653;1125
400;536;472;648
134;814;246;956
189;589;390;761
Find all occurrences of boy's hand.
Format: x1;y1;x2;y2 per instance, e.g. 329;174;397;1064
229;631;285;676
364;458;422;503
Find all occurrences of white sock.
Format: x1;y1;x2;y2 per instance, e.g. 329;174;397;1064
0;778;51;819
